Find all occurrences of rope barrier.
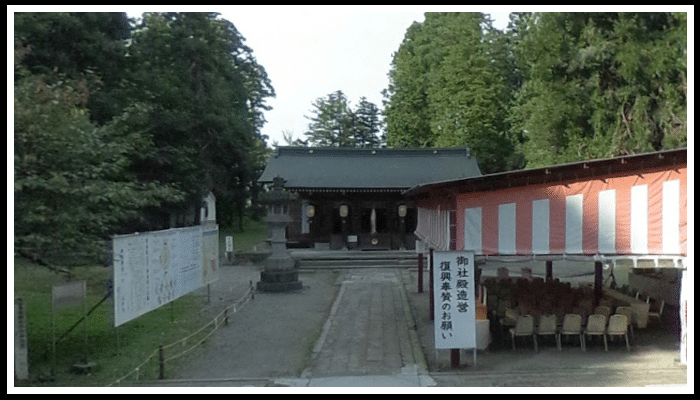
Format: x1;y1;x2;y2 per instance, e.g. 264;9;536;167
107;282;255;386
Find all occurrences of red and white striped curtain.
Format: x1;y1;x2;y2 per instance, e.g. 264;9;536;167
458;168;686;257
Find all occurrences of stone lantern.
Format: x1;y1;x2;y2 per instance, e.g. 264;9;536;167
256;176;303;292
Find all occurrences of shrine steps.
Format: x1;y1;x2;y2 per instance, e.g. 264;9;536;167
290;250;427;269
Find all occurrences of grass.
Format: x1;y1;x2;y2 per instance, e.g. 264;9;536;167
12;218;269;387
218;217;269;253
13;256;213;387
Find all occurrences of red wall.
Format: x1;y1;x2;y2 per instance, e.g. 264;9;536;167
451;165;687;256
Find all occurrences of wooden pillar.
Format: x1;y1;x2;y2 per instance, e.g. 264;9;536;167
594;261;603;306
417;253;424;293
159;345;165;379
449;201;460;369
546;260;553;281
451;349;460;368
429;248;434;322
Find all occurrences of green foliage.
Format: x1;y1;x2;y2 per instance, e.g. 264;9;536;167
384;12;686;172
302;90;384;147
218;217;268;253
123;12;274;229
13;69;184;263
509;12;687;168
352;97;385;147
382;21;436;148
13;12;276;263
384;12;524;173
14;12;132;125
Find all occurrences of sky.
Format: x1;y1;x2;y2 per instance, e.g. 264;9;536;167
120;6;514;146
12;6;686;148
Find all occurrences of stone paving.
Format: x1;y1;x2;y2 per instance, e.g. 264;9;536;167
295;268;432;386
140;261;687;390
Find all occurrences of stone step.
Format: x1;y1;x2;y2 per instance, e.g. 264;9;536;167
290;250;427;269
297;259;420;269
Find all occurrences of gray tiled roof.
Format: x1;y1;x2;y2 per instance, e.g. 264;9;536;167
259;147;482;189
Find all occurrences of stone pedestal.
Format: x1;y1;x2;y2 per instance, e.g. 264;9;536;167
257;270;303;293
256;176;302;293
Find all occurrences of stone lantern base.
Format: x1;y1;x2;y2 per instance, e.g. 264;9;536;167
257;270;303;293
256;254;302;292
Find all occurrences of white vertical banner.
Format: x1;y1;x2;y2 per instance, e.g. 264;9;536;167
301;200;310;234
444;208;451;251
498;203;516;255
565;194;583;254
433;251;476;349
662;180;681;254
598;189;617;254
532;199;550;254
464;207;482;253
630;184;648;254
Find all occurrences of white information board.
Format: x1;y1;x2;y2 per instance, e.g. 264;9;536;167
433;251;476;349
201;226;219;286
112;225;219;326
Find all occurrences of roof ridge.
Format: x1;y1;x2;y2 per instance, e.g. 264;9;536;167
274;146;471;157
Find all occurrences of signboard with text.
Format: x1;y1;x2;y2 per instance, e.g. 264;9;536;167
433;251;476;349
112;225;219;327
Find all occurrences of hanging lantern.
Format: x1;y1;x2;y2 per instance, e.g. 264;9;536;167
339;204;349;218
306;204;315;219
398;204;408;218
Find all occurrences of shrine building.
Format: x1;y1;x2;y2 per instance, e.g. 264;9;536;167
405;148;687;270
404;148;689;362
258;146;482;250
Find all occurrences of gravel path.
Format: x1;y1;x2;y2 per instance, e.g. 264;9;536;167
166;264;340;382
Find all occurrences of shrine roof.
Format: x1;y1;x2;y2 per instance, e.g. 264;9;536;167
258;147;482;190
403;147;687;196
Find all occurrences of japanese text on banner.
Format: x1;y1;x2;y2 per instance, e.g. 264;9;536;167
434;251;476;349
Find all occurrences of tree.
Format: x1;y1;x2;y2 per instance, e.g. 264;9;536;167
14;12;132;125
303;90;384;147
278;129;308;147
304;90;353;147
384;12;524;173
509;12;686;168
382;20;435;148
385;12;685;171
13;44;182;264
122;12;274;228
14;11;277;265
350;97;384;148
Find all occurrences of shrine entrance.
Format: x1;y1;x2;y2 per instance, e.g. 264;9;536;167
295;192;417;250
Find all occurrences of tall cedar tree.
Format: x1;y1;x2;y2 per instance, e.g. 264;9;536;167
121;12;274;230
384;12;523;173
507;12;686;167
303;90;384;147
384;12;685;172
